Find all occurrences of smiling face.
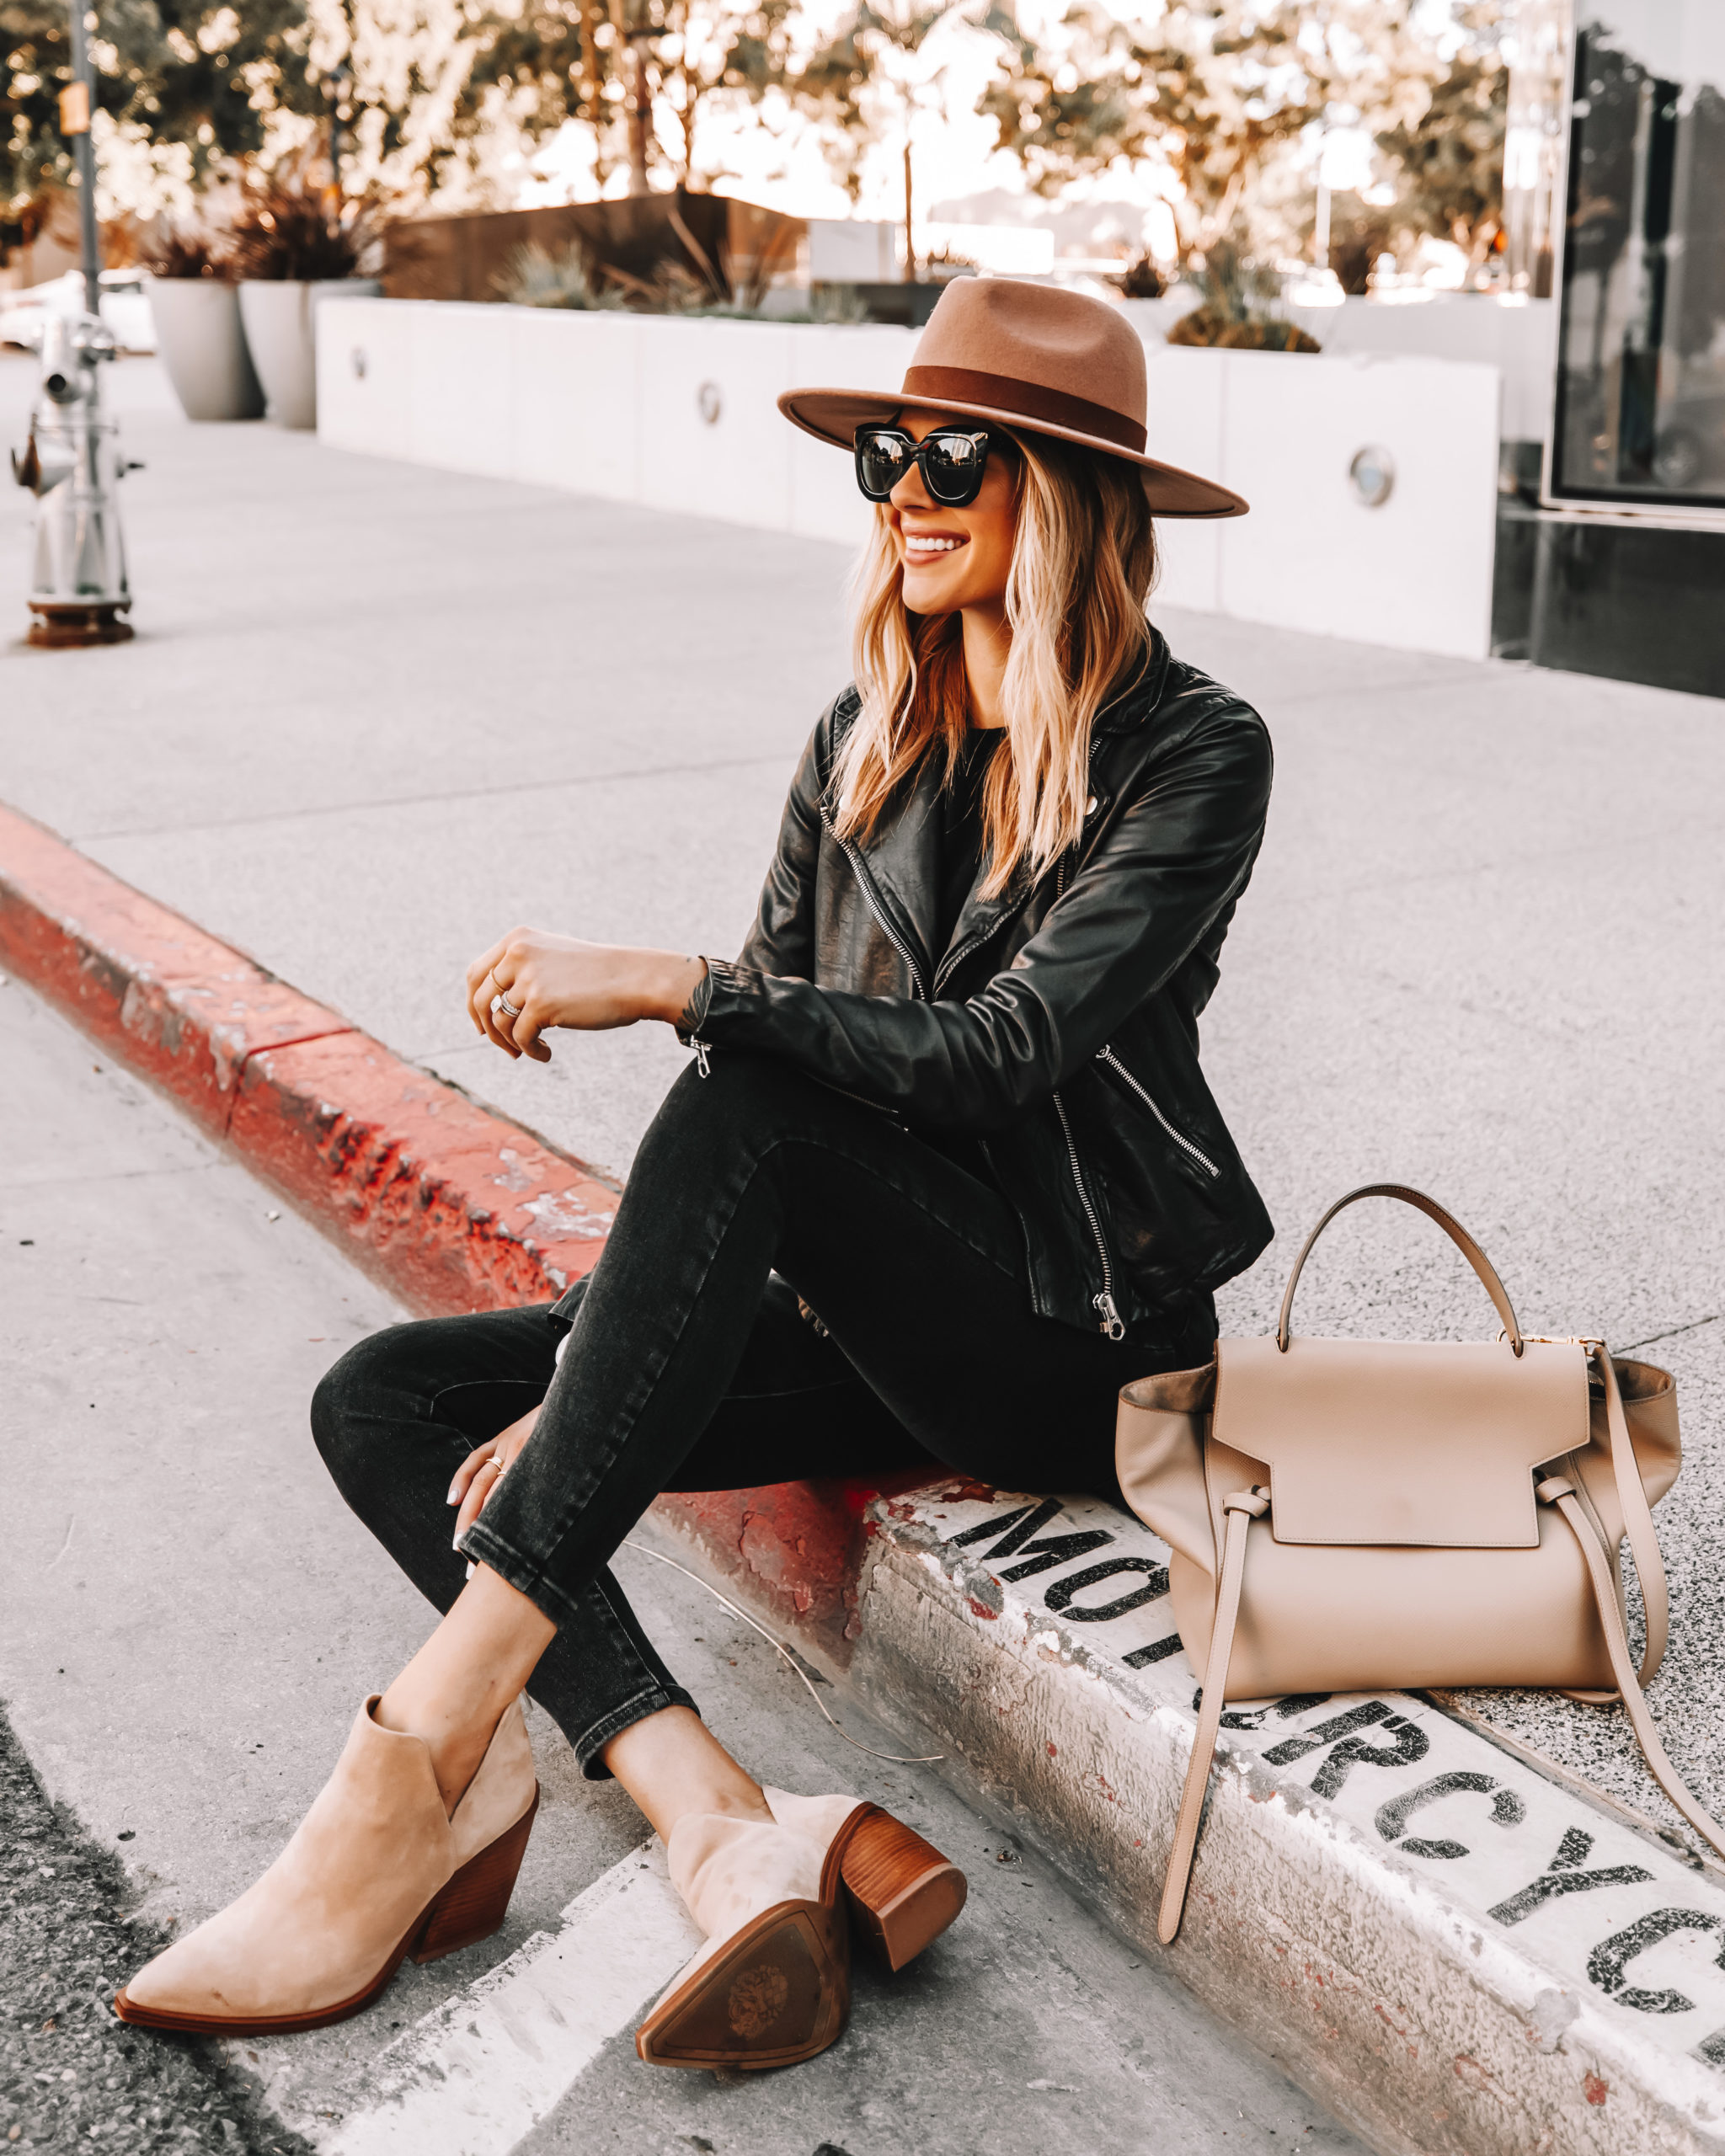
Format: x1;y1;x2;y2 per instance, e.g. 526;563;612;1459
886;409;1020;619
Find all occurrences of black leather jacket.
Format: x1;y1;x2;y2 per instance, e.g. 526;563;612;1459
687;630;1274;1337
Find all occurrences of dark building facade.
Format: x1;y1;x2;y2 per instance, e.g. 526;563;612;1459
1497;3;1725;697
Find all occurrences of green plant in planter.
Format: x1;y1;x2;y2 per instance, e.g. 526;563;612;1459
1114;253;1167;300
628;263;869;323
139;225;235;280
495;241;624;311
1167;238;1320;353
226;165;386;282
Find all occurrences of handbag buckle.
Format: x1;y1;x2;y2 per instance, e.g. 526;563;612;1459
1498;1331;1604;1352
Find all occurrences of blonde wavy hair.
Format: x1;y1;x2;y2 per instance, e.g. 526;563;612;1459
831;427;1158;899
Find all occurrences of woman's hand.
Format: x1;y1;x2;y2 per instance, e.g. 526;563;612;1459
449;1405;540;1547
465;929;706;1061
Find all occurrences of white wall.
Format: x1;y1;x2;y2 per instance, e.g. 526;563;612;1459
318;298;1501;660
1124;293;1556;441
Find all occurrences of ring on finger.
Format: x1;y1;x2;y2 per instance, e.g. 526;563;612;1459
496;992;523;1019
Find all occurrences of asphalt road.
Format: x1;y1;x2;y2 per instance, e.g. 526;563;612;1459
0;1705;311;2156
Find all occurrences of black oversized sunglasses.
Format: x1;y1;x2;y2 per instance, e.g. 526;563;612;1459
853;424;1004;508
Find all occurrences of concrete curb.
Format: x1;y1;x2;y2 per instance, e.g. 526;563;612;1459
8;801;1724;2156
0;801;620;1315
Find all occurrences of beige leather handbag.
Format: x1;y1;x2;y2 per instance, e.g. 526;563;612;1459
1115;1183;1719;1944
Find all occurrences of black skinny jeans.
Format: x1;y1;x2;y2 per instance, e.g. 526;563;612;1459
312;1054;1213;1777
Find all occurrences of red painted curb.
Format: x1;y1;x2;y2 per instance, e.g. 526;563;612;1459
0;799;620;1312
0;798;893;1639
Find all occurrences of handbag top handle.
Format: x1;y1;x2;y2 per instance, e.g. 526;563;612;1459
1274;1182;1525;1357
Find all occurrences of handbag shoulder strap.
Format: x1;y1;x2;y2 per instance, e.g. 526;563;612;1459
1563;1344;1670;1700
1598;1342;1670;1686
1540;1470;1722;1861
1157;1487;1268;1944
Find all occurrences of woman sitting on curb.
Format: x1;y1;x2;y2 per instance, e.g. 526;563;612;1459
117;278;1274;2072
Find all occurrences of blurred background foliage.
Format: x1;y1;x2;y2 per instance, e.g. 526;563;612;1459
3;0;1509;287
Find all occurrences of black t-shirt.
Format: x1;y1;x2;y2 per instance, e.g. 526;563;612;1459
933;728;1004;962
921;729;1005;1189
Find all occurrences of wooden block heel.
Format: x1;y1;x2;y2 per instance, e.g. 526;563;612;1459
836;1807;967;1973
413;1787;539;1964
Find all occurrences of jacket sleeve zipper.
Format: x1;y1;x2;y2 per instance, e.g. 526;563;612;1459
1052;841;1129;1336
1052;1086;1125;1339
1094;1044;1220;1178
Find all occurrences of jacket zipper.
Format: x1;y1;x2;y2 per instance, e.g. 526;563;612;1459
932;924;994;997
1094;1045;1220;1178
1052;1087;1125;1339
834;797;1124;1334
825;814;930;1001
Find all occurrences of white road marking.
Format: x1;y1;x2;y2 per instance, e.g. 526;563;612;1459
325;1838;701;2156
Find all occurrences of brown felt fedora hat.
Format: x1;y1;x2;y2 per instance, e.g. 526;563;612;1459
778;277;1247;520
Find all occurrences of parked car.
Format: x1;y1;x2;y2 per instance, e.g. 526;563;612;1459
0;269;157;353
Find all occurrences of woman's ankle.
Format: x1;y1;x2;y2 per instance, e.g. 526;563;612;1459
602;1705;774;1843
374;1677;504;1813
686;1782;776;1827
376;1564;558;1811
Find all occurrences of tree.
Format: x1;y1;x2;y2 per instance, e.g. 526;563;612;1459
980;1;1325;259
452;0;798;200
1373;8;1507;277
978;3;1167;196
979;0;1497;272
644;0;795;189
789;0;1012;276
3;0;319;230
296;0;564;210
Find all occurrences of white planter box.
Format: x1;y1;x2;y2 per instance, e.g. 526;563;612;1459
1216;349;1500;660
1142;347;1227;615
317;298;1503;660
241;279;382;430
512;309;642;500
635;318;798;531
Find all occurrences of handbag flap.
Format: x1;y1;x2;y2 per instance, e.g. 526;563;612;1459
1213;1335;1591;1548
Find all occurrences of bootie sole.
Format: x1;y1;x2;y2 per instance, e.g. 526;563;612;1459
635;1802;966;2071
113;1788;539;2037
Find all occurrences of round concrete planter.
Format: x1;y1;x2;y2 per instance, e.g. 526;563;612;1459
144;277;264;422
237;278;383;430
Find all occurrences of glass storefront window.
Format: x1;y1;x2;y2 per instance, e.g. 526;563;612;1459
1552;4;1725;509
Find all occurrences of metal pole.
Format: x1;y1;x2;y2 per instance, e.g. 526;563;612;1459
65;2;103;318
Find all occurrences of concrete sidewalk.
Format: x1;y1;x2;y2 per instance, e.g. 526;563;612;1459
0;973;1359;2155
3;355;1719;1836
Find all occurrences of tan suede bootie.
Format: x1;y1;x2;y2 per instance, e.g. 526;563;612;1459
115;1696;538;2036
635;1787;966;2070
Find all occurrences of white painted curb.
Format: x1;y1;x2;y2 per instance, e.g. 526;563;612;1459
654;1486;1725;2156
313;1841;699;2155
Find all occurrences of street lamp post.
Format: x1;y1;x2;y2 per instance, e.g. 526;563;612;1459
322;61;353;207
61;0;102;315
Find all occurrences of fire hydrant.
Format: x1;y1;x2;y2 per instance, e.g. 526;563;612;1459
10;310;138;647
